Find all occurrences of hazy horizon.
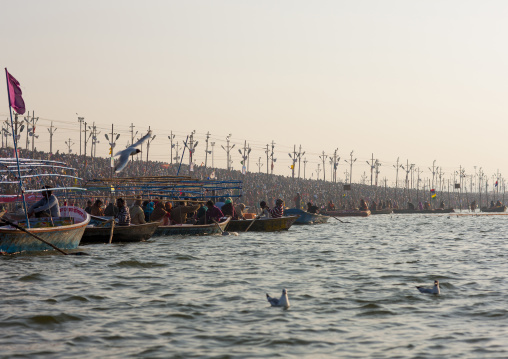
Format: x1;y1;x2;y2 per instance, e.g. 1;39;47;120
2;0;507;187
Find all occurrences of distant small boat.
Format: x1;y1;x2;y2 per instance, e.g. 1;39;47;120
481;206;507;213
81;217;159;243
284;208;329;224
393;208;455;214
153;217;231;236
321;210;371;217
370;208;393;215
226;216;298;232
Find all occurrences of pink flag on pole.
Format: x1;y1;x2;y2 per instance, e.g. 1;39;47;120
5;69;26;114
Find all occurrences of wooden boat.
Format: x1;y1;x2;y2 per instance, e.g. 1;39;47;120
81;217;159;243
284;208;329;224
0;155;90;254
153;217;231;236
393;208;455;214
370;208;393;215
0;206;90;254
481;206;507;213
226;216;298;232
321;210;371;217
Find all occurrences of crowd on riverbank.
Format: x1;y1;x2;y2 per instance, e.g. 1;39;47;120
1;148;506;211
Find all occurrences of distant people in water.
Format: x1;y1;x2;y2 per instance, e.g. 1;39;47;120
407;202;415;210
359;199;368;211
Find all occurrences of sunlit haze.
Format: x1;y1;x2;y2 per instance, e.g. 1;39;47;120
2;0;507;186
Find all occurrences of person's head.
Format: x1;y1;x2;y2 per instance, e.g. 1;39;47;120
237;203;245;211
116;198;125;207
155;201;164;209
276;198;283;206
94;199;103;206
206;200;214;209
225;197;232;205
42;185;52;198
134;197;142;206
307;202;312;207
87;200;92;206
260;201;267;208
165;202;172;211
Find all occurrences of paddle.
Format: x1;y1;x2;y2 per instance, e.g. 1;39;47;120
108;219;116;244
212;219;231;236
0;217;89;256
330;216;351;224
244;214;261;232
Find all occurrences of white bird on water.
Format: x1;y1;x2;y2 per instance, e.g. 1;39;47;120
113;131;152;173
266;288;290;308
416;280;440;294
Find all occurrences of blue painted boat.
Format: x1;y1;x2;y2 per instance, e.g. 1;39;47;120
0;206;90;254
281;208;329;225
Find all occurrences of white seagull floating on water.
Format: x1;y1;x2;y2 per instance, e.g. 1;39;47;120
266;288;290;308
416;280;440;294
114;131;152;173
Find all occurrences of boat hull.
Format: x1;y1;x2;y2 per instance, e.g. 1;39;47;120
322;210;371;217
226;216;298;232
153;217;231;236
370;209;393;215
481;206;507;213
0;218;89;254
284;209;329;224
393;208;455;214
81;222;159;243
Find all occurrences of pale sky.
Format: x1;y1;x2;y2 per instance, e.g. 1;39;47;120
1;0;507;187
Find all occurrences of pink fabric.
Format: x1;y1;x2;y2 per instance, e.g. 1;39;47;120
5;69;26;114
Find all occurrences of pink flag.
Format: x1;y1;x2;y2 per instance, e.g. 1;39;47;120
5;69;26;114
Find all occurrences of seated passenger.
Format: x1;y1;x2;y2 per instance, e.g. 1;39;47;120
259;201;271;218
150;201;167;222
115;198;131;226
234;203;246;220
221;197;236;218
307;202;319;214
269;199;284;218
130;198;146;225
90;199;104;216
171;201;200;224
205;200;224;223
28;186;60;218
359;199;368;211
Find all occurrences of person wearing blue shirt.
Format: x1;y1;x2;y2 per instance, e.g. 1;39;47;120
28;186;60;218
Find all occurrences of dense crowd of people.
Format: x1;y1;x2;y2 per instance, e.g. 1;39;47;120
1;147;506;216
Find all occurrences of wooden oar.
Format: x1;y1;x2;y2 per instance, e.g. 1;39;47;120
330;216;351;224
0;217;88;256
244;215;261;232
212;219;230;235
108;219;116;244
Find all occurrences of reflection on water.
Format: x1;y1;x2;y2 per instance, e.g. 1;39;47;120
1;214;508;358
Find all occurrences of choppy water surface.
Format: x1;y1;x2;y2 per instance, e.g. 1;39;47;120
1;213;508;358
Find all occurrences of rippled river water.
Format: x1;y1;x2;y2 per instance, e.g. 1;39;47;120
1;213;508;358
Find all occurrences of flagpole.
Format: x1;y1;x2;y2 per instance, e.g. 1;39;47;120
4;68;30;228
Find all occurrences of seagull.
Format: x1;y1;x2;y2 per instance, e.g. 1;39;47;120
266;288;290;308
113;131;152;173
416;280;440;294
